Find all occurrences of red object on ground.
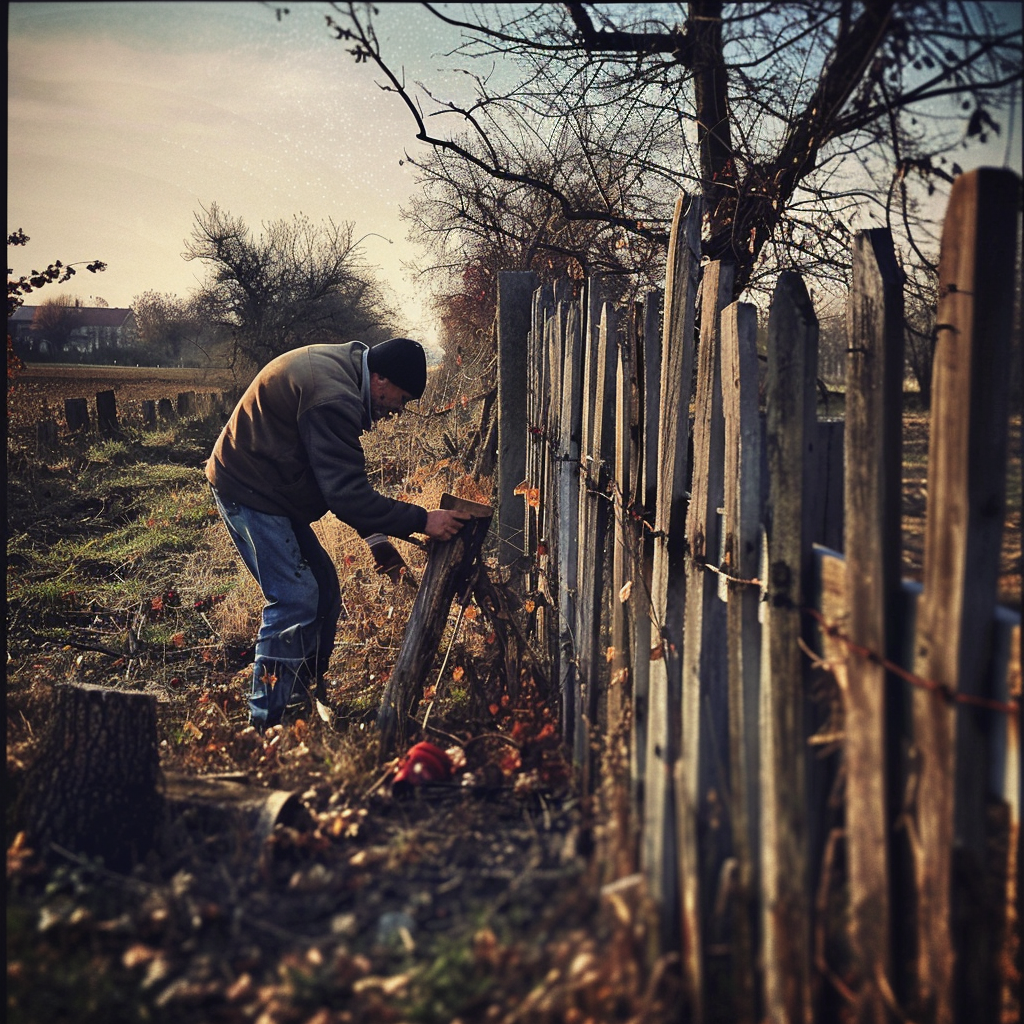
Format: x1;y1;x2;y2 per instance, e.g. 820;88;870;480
392;741;454;789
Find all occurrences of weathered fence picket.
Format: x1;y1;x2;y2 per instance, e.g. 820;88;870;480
490;167;1020;1024
908;167;1019;1024
842;227;905;1024
720;298;761;1024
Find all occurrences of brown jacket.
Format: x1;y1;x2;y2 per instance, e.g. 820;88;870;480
206;342;427;537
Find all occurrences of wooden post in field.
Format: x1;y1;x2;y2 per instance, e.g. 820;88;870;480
909;167;1020;1024
176;391;197;419
142;400;157;429
376;495;493;756
644;192;701;954
64;397;90;433
761;270;818;1024
157;397;175;422
496;271;537;568
95;389;119;437
843;228;905;1024
720;299;762;1024
680;259;734;1018
557;298;584;744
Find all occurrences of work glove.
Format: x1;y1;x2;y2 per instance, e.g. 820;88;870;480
365;533;409;585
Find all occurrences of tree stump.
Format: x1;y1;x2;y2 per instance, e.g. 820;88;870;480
142;400;157;429
377;494;493;755
64;397;90;433
96;389;120;437
16;683;162;871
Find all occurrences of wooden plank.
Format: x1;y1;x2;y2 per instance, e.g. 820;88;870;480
909;167;1020;1024
605;310;636;879
376;495;494;755
496;271;537;566
574;301;618;776
842;228;905;1024
679;259;734;1019
720;299;762;1023
643;192;701;952
761;270;818;1024
631;290;663;811
557;299;584;744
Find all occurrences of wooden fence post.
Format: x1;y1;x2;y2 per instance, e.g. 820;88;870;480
96;389;119;437
176;391;197;419
631;290;663;814
64;397;90;433
680;259;734;1019
605;304;637;879
574;299;618;779
842;228;905;1023
376;496;494;756
644;192;701;954
909;167;1020;1024
497;271;537;568
761;270;818;1024
720;299;762;1023
557;299;584;744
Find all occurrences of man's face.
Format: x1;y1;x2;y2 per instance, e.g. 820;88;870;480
370;372;416;422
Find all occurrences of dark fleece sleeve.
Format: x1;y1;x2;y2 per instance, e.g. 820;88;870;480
299;401;428;538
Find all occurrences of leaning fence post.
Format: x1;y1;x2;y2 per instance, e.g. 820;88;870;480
496;271;537;568
909;167;1020;1024
376;495;494;756
842;228;905;1023
761;270;818;1024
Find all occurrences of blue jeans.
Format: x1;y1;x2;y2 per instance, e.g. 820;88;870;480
211;489;341;729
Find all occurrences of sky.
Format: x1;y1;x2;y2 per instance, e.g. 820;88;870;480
7;1;475;354
7;3;1022;357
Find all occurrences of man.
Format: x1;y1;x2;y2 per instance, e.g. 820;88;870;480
206;336;471;730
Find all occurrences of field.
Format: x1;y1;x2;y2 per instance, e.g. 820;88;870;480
5;362;1020;1024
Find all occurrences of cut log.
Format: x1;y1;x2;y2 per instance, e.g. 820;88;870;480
16;683;162;871
377;494;493;756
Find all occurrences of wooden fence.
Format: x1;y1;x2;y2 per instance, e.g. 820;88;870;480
495;167;1021;1023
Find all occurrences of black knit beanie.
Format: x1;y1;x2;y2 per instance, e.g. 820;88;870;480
366;337;427;399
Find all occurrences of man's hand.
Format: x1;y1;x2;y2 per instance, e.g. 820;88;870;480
424;508;472;541
365;533;409;584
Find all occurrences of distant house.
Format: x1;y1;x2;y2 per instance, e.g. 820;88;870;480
8;304;138;358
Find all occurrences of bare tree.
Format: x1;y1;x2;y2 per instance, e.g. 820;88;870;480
182;203;400;368
326;2;1021;303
